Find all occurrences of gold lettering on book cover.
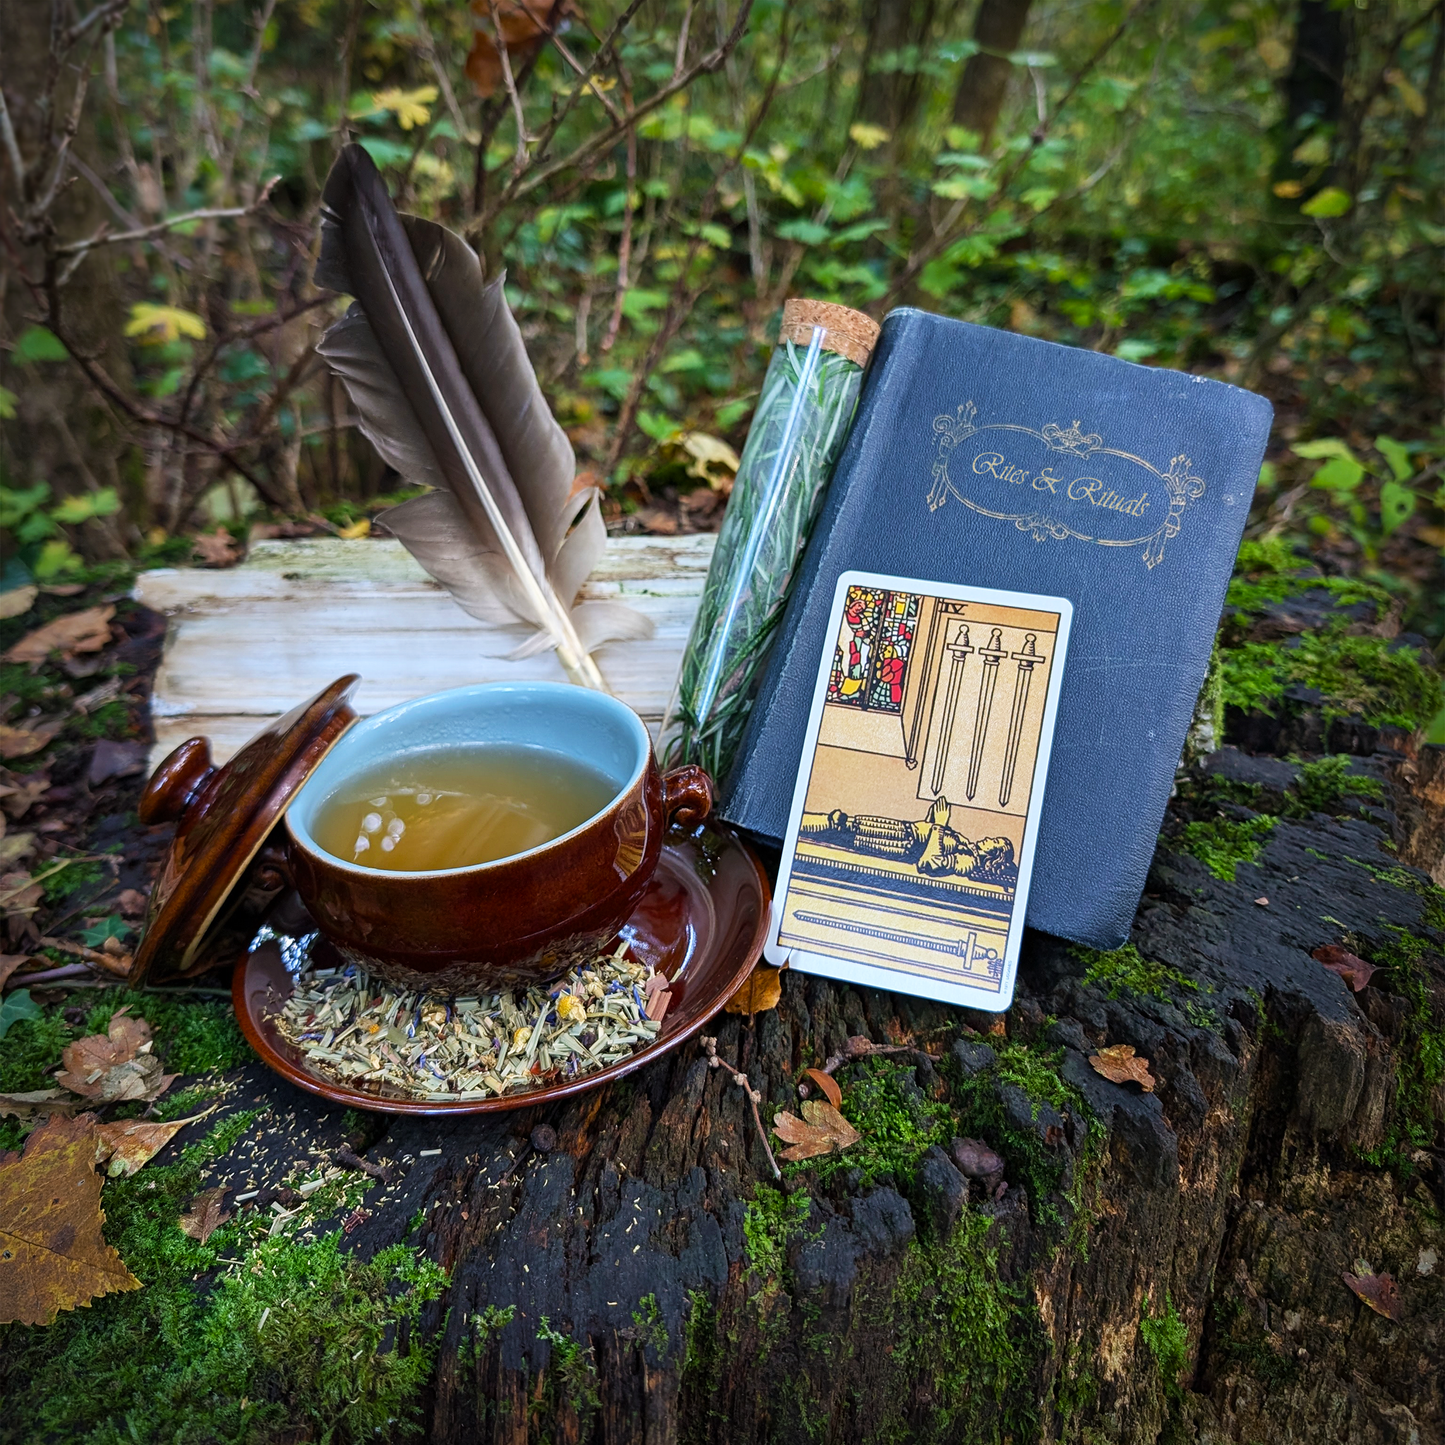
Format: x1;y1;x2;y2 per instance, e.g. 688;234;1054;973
927;402;1206;567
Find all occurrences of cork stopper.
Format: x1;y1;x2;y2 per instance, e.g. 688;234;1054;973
779;299;880;368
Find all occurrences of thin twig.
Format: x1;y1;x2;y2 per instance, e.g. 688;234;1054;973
601;118;637;353
0;81;26;189
701;1035;781;1179
54;179;280;257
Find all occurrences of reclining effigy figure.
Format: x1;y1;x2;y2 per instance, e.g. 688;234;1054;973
798;797;1018;884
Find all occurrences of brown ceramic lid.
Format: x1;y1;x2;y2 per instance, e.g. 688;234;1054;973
131;675;361;984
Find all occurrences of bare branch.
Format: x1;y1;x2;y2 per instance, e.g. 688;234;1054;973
65;0;131;47
601;119;637;353
0;82;26;191
408;0;478;144
53;177;280;258
477;0;757;230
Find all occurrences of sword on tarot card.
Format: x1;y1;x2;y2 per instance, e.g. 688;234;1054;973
998;633;1047;807
929;625;973;796
965;628;1008;800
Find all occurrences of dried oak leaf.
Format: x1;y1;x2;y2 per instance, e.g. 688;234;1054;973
95;1107;215;1178
1342;1266;1402;1322
465;0;575;98
0;1090;82;1121
803;1067;842;1108
0;1112;141;1325
179;1186;232;1243
771;1098;861;1162
0;719;64;761
2;605;115;665
1313;945;1377;993
724;964;782;1016
0;953;35;991
56;1009;176;1103
0;770;50;819
1088;1043;1156;1092
191;527;240;568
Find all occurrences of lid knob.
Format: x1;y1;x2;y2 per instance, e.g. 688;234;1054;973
139;737;216;825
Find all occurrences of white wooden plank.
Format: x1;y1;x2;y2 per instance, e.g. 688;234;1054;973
138;535;716;767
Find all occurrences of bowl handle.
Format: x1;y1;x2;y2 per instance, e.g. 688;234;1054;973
139;737;217;825
661;765;713;829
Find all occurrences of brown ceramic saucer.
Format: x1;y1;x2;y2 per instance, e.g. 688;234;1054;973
232;820;771;1115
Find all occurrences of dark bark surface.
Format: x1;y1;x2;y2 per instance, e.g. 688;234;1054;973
170;724;1445;1445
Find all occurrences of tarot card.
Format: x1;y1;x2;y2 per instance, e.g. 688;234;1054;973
765;571;1071;1010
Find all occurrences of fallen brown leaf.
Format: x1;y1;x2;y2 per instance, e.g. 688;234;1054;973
724;964;782;1016
1343;1266;1402;1322
88;739;147;787
0;1089;82;1120
0;830;36;868
0;771;49;819
1313;945;1377;992
0;1113;141;1325
0;719;64;760
179;1185;232;1243
95;1106;216;1178
116;889;148;918
0;586;38;621
2;605;115;665
1;870;44;919
771;1098;861;1162
803;1067;842;1108
192;527;240;567
949;1136;1005;1179
56;1009;175;1102
465;0;575;97
0;954;34;991
1088;1043;1156;1092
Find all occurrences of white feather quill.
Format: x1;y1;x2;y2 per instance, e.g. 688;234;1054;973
314;144;650;686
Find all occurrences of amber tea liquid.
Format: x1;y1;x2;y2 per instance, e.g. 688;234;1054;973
311;744;618;871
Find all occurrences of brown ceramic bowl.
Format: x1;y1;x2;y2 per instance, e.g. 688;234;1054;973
282;682;712;993
234;818;771;1115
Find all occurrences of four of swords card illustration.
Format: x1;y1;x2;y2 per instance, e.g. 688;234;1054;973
767;571;1072;1011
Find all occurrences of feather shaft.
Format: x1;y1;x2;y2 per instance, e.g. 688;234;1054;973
365;255;603;689
317;143;610;689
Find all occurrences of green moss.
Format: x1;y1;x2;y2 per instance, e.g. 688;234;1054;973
1176;813;1277;881
742;1185;814;1280
536;1318;601;1429
679;1287;721;1433
1356;928;1445;1177
1289;753;1384;815
949;1041;1101;1230
804;1055;952;1189
1139;1292;1188;1401
0;1112;447;1445
1077;944;1201;1003
459;1304;515;1369
631;1293;668;1355
1225;539;1392;617
84;990;253;1074
41;858;107;904
1221;632;1442;731
879;1211;1040;1444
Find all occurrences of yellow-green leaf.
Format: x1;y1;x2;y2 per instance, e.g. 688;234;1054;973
848;122;890;151
124;303;207;343
0;386;15;420
369;85;438;131
1300;187;1351;219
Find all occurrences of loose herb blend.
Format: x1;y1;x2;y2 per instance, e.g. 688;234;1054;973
275;942;670;1100
661;300;878;783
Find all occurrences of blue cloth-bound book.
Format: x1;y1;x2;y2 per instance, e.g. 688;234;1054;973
720;308;1273;950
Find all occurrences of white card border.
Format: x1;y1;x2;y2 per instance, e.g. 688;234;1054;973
764;570;1073;1011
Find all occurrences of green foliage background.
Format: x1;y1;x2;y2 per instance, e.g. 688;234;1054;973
1;0;1441;643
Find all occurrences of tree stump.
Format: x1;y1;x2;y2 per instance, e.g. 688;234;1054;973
165;729;1443;1444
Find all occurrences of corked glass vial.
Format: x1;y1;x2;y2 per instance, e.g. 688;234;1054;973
661;299;880;783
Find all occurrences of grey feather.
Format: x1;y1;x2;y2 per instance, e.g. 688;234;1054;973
313;144;649;679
